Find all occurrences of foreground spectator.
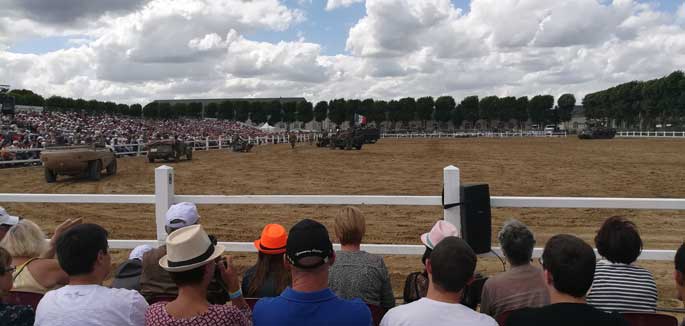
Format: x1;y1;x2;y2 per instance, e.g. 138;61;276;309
480;219;549;317
381;237;496;326
145;225;250;325
112;245;154;291
0;246;34;326
253;218;372;326
674;243;685;307
140;202;228;303
35;223;148;326
507;234;627;326
242;223;290;297
0;218;79;294
329;206;395;309
403;220;459;303
587;216;657;312
0;207;19;241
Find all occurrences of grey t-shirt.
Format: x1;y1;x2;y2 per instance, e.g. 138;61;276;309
329;250;395;309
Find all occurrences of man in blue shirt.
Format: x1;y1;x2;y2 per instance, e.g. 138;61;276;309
253;218;372;326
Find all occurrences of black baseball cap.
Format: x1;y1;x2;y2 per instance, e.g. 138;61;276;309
286;219;334;269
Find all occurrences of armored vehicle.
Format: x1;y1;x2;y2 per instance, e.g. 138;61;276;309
231;140;254;152
147;140;193;163
41;145;117;183
360;127;380;144
316;134;331;147
329;129;364;150
578;120;616;139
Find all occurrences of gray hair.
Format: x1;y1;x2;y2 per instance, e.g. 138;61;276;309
497;219;535;266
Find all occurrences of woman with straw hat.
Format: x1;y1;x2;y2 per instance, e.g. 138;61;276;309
145;225;250;326
242;224;291;298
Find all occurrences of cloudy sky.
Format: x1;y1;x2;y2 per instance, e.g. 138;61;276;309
1;0;684;105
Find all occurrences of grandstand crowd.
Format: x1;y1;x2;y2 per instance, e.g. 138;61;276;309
0;203;681;326
0;112;272;166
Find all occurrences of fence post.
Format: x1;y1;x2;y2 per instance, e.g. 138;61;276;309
155;166;175;244
443;165;461;236
205;137;209;150
218;137;222;149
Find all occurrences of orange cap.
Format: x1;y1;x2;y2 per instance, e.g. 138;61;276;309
254;224;287;255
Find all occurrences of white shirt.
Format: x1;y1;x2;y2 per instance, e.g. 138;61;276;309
380;298;497;326
35;284;148;326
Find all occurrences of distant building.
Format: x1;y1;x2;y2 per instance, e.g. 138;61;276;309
152;97;306;107
564;105;586;131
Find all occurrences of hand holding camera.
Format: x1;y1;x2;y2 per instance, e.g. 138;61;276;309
216;256;240;293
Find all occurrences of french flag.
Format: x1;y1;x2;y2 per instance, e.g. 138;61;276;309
355;114;367;125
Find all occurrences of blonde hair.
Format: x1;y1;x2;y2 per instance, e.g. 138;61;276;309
334;206;366;245
0;219;48;258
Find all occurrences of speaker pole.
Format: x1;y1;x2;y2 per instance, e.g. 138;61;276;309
443;165;461;237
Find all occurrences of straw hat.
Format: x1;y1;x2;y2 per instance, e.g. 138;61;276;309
254;224;287;255
159;225;224;272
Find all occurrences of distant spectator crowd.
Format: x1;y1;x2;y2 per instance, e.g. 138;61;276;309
0;203;681;326
0;112;275;167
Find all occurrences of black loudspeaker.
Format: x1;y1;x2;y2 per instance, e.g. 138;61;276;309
460;184;492;254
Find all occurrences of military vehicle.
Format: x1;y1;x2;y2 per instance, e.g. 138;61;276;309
329;129;364;150
147;140;193;163
359;127;380;144
578;120;616;139
41;145;117;183
231;139;254;152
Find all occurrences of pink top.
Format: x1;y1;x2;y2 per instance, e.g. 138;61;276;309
145;302;251;326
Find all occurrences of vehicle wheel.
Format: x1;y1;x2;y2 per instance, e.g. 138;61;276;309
187;151;193;160
45;168;57;183
148;157;154;163
355;145;362;150
88;160;102;181
106;159;117;175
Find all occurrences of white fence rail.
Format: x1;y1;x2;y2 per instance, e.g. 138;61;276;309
1;165;684;261
617;131;685;138
381;131;568;138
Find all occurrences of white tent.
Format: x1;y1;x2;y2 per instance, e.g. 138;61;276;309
259;123;278;133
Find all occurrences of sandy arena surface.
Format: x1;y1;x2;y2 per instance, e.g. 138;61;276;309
1;137;684;308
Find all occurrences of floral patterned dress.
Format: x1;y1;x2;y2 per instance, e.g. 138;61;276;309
145;302;251;326
0;303;35;326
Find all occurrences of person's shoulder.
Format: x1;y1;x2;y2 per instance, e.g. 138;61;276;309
254;295;283;312
100;286;148;305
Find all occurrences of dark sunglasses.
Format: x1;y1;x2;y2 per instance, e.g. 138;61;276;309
1;265;16;275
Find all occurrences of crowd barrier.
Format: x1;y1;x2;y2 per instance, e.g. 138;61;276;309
0;165;683;261
0;133;319;166
381;131;568;138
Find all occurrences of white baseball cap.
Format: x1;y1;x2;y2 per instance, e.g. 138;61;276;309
128;244;154;261
0;207;20;226
165;202;200;229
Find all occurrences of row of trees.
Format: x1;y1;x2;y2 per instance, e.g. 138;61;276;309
583;71;685;129
142;95;573;129
10;87;575;129
8;89;143;117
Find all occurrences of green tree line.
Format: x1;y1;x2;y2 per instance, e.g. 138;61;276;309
583;71;685;129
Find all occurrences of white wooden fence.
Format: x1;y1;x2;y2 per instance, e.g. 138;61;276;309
617;131;685;138
1;165;684;261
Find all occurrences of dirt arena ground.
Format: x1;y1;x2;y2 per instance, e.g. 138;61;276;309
1;137;684;309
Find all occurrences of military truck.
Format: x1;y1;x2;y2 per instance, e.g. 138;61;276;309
316;133;331;147
147;140;192;163
360;127;380;144
41;145;117;183
329;129;364;150
578;120;616;139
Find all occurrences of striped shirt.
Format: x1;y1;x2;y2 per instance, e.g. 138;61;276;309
586;260;657;312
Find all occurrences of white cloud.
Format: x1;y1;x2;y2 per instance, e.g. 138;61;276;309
2;0;685;106
325;0;364;11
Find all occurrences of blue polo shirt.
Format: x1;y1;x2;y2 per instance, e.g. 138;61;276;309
253;287;372;326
